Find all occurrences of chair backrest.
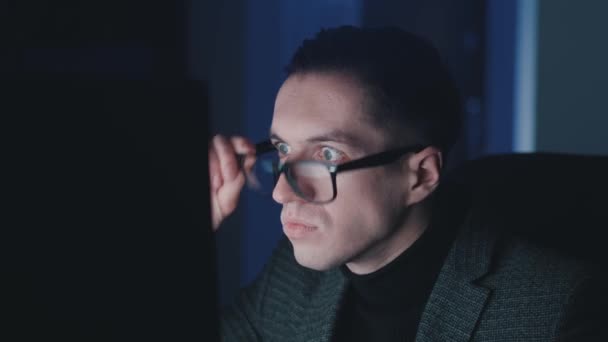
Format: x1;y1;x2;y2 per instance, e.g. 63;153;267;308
440;153;608;267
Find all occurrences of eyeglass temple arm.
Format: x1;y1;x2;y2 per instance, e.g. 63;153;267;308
236;139;274;166
254;140;275;155
336;145;425;172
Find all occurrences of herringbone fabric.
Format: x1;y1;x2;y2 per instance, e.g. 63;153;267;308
221;223;595;341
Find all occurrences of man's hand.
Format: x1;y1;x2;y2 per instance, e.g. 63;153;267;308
208;135;256;231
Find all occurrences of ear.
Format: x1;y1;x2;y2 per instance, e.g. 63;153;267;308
404;146;443;206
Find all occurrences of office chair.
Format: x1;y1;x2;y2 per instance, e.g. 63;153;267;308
439;152;608;267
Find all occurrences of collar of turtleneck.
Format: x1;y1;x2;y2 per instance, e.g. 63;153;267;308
339;222;455;313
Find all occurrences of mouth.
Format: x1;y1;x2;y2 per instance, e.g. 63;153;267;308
282;220;318;239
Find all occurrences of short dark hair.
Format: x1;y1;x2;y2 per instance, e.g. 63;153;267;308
285;26;462;156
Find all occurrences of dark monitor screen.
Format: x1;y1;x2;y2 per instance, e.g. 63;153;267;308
4;80;218;341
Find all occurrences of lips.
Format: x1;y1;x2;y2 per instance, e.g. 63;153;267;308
284;220;316;229
280;211;316;227
281;218;318;239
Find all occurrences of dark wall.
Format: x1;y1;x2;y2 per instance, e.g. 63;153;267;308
2;1;187;78
535;0;608;155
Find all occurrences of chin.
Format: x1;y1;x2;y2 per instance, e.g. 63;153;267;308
292;246;342;271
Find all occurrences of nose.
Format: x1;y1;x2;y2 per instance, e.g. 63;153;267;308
272;172;302;204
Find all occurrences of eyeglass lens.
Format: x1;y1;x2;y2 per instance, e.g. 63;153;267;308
286;161;334;203
246;155;334;203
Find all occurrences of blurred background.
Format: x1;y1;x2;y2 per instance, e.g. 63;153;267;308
4;0;607;321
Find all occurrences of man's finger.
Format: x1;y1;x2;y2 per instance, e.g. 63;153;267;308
231;136;255;155
213;134;239;181
208;145;223;192
231;136;257;174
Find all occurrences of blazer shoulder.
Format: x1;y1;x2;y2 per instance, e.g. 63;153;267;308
487;236;594;287
469;235;605;340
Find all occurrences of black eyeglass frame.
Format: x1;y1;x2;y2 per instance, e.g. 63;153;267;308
249;139;425;204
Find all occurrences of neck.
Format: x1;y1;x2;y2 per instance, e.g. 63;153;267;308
345;202;431;275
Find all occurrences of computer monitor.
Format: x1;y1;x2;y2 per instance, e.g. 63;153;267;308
4;80;219;341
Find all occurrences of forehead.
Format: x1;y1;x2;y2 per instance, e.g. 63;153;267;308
271;72;385;150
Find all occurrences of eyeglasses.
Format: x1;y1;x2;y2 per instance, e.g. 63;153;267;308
241;140;425;204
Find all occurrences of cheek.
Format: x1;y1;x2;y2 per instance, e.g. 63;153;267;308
328;172;401;236
339;169;402;206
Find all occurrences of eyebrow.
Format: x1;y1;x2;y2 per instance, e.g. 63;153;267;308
269;129;367;152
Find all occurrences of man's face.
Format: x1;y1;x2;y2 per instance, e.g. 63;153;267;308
270;72;412;271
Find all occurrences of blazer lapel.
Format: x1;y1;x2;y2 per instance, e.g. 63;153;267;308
415;218;498;342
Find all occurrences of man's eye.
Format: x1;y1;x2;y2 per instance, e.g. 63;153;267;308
319;147;343;162
275;142;290;155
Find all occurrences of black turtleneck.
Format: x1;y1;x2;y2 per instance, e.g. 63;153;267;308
331;222;456;342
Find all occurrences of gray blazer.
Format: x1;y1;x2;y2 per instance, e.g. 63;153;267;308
221;218;603;341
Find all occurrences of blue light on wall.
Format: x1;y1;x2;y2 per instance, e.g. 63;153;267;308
484;0;517;154
484;0;538;154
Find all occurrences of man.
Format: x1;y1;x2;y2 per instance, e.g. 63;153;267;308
209;26;602;341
